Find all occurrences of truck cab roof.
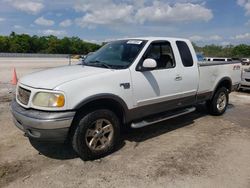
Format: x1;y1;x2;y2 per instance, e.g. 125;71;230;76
110;37;190;43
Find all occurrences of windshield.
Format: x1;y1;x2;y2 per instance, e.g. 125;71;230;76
83;40;147;69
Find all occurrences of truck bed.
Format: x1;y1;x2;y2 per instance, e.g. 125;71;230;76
197;61;242;95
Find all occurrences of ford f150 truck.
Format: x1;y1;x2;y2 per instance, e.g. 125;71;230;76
11;37;241;160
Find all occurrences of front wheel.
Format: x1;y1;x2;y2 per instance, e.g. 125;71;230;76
206;87;229;116
72;109;120;161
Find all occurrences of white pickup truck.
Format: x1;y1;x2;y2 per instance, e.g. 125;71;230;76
11;37;241;160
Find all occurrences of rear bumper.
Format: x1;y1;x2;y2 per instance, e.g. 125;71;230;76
10;100;75;143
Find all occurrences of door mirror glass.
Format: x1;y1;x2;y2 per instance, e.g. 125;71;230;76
142;58;157;70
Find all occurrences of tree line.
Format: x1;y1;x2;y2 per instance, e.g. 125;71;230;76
193;43;250;58
0;32;100;55
0;32;250;57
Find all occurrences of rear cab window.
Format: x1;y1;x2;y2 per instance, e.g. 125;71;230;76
176;41;194;67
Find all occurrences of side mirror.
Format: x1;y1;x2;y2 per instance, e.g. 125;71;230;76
81;52;94;62
80;55;87;60
142;58;157;70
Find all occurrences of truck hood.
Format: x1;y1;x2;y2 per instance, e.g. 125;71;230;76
19;65;110;89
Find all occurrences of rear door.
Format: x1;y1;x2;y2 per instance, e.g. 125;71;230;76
175;40;199;101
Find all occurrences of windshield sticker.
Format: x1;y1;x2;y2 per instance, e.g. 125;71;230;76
127;40;143;45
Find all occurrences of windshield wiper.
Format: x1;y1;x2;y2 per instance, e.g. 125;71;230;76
83;60;126;69
87;60;112;69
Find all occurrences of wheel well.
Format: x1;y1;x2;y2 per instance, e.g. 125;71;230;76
75;98;125;122
67;98;126;141
216;79;232;92
212;78;232;100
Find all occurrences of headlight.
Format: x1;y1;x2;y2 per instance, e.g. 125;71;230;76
32;92;65;108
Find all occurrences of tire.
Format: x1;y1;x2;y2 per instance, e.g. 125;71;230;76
72;109;120;161
239;88;245;92
206;87;229;116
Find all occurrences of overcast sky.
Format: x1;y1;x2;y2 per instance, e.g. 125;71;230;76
0;0;250;45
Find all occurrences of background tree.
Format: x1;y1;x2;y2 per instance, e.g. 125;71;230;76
0;32;101;55
0;32;250;58
232;44;250;57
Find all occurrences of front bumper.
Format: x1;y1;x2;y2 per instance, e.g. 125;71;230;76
10;100;75;143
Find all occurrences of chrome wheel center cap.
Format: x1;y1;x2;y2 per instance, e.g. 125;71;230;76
95;130;102;137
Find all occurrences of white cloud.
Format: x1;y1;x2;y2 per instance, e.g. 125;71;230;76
234;32;250;40
135;2;213;23
189;35;222;42
209;35;223;41
13;25;23;29
0;18;5;22
245;19;250;26
35;16;54;26
75;0;134;28
74;0;213;28
5;0;44;14
189;35;204;41
221;41;231;46
40;29;66;36
59;19;72;27
237;0;246;5
237;0;250;15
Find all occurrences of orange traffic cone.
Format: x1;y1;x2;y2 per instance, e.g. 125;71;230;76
11;68;18;85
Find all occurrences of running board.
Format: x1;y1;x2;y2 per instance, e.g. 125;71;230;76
131;107;196;129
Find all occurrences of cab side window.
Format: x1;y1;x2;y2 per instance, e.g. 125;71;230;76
144;41;175;70
176;41;193;67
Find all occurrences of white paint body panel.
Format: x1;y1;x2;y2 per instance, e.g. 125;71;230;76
198;62;241;94
19;65;109;89
55;69;134;109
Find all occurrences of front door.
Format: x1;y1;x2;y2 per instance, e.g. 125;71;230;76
130;40;197;117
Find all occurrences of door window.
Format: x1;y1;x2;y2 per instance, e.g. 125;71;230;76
142;41;175;70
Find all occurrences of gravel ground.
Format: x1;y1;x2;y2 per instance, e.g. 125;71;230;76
0;59;250;188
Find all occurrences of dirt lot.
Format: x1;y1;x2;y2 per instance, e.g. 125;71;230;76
0;59;250;188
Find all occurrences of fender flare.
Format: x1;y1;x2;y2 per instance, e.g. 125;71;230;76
212;77;232;97
73;93;129;123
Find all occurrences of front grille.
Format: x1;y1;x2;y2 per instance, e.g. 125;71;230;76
17;87;31;105
246;79;250;82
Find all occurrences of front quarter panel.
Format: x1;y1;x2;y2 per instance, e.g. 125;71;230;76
55;69;134;110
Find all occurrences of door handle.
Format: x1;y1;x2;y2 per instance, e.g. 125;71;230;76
175;75;182;81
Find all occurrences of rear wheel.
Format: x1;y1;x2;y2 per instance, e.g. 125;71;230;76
206;87;229;116
72;109;120;160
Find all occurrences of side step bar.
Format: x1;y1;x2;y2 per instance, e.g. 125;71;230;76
131;107;196;129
